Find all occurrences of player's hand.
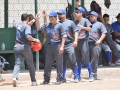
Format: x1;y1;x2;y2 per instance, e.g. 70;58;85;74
35;14;40;20
73;41;78;48
59;46;64;54
42;10;47;18
35;38;40;43
77;24;85;29
95;40;101;45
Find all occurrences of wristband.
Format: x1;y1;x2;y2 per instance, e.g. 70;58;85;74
32;19;35;23
43;38;46;43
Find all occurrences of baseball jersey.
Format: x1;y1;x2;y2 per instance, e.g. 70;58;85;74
89;21;107;42
74;18;92;39
16;22;31;44
112;21;120;40
39;22;67;44
60;19;78;45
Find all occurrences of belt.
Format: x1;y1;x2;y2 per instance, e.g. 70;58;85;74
48;42;60;45
89;41;95;44
64;41;72;45
16;42;24;44
78;38;85;42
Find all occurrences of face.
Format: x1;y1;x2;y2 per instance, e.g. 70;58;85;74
76;0;80;6
89;15;97;22
58;13;66;21
75;10;82;19
49;16;57;23
103;17;109;24
117;17;120;23
29;14;34;21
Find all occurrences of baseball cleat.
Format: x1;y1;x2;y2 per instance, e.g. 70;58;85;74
13;78;17;87
40;81;49;85
89;74;94;82
108;62;115;67
31;81;38;86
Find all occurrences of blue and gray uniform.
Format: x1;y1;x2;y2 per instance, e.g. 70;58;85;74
74;18;93;80
39;22;66;82
60;19;78;80
89;21;107;75
13;22;36;82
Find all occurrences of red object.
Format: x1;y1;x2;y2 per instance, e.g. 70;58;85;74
31;42;42;51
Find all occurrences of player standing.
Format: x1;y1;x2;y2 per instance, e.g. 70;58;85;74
89;11;107;80
74;7;93;82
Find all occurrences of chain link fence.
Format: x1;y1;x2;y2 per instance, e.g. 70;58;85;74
0;0;120;28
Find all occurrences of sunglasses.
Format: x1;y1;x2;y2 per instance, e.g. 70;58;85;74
58;13;63;15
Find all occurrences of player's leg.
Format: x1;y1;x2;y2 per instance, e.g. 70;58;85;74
12;44;23;87
102;43;115;66
41;45;53;84
66;45;78;83
75;42;82;81
81;40;93;82
91;44;101;80
22;45;37;86
63;51;67;82
54;44;63;84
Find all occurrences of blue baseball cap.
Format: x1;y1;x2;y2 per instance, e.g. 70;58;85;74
57;9;66;14
89;11;98;18
116;13;120;18
77;7;85;14
49;11;57;17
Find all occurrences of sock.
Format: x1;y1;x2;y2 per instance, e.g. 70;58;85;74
105;51;111;62
77;63;82;79
63;68;66;79
72;68;78;79
86;62;92;77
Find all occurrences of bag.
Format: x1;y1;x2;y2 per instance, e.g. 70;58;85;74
90;1;102;15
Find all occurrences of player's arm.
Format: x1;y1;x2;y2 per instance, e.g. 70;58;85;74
41;31;46;44
114;32;120;36
25;25;40;42
95;24;107;45
77;19;92;31
42;10;47;23
71;21;78;47
59;25;67;54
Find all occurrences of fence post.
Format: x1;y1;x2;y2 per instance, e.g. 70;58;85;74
81;0;84;7
34;0;39;71
72;0;75;20
4;0;8;28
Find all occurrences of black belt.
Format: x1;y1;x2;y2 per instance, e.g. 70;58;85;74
89;41;95;44
64;41;72;45
48;42;60;45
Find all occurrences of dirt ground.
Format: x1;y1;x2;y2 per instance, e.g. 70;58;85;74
0;67;120;90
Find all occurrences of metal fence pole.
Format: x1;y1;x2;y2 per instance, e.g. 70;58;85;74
81;0;84;7
4;0;8;28
34;0;39;71
72;0;75;20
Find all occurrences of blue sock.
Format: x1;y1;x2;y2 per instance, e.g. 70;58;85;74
105;51;111;62
86;62;92;77
72;68;78;78
77;63;82;79
63;68;66;79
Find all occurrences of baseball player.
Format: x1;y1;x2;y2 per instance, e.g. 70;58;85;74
57;9;78;83
12;13;40;87
39;11;67;85
74;7;93;82
89;11;107;80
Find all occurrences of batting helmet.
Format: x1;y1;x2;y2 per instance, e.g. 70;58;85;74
31;42;42;51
